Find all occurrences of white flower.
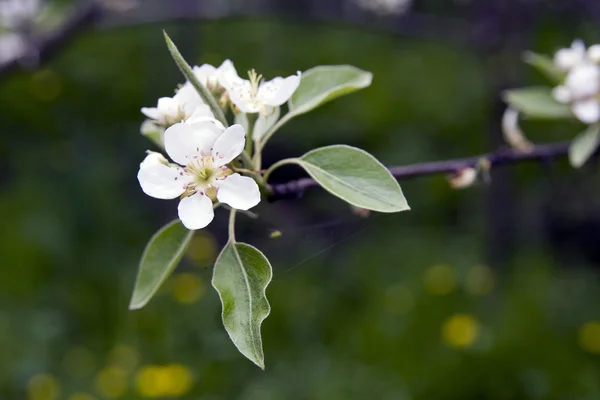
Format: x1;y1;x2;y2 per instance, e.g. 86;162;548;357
192;59;233;91
554;40;587;71
0;0;39;29
553;61;600;124
141;83;219;127
219;63;301;114
137;123;261;230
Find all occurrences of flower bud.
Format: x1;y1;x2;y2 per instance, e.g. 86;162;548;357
448;168;477;189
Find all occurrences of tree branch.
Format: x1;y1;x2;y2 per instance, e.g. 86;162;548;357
268;141;571;201
0;1;104;79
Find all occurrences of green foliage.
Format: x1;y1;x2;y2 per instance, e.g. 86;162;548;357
212;241;273;369
503;87;572;119
569;124;600;168
295;145;410;212
129;220;194;310
288;65;373;117
523;51;566;84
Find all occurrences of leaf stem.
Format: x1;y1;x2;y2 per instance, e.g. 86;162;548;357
245;112;258;156
256;112;294;154
263;158;298;182
228;209;237;243
163;31;228;127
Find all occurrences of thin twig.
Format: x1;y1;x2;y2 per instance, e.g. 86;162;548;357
268;141;571;201
0;1;104;79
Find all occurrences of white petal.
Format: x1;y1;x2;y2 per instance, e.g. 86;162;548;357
589;45;600;64
193;64;218;87
573;100;600;124
258;72;301;107
138;153;187;199
216;174;261;210
178;193;214;230
217;59;240;89
228;80;257;113
157;97;180;119
141;107;161;120
555;42;586;71
164;122;219;165
552;85;571;103
174;83;204;117
253;106;280;141
211;124;246;166
566;62;600;98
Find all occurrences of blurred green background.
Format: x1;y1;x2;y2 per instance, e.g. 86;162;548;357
2;1;600;399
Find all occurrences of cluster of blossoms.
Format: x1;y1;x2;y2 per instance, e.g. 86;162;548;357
552;40;600;124
138;60;301;230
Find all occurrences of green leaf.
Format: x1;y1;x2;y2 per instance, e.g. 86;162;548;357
288;65;372;117
129;220;193;310
141;120;165;149
503;87;572;119
569;124;600;168
523;52;566;84
294;145;410;213
163;31;228;126
212;242;273;369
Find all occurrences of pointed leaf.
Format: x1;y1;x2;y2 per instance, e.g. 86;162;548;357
163;31;227;126
569;124;600;168
288;65;372;117
212;242;272;369
503;87;572;119
130;220;193;310
523;51;566;84
294;145;409;213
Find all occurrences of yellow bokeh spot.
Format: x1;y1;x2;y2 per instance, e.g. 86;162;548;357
135;364;194;398
67;392;97;400
384;284;414;315
465;265;495;296
423;264;456;295
62;346;96;378
163;364;193;397
27;373;60;400
94;367;128;398
30;69;62;102
135;366;169;398
107;345;139;371
578;322;600;354
442;314;479;349
171;273;205;304
186;233;217;266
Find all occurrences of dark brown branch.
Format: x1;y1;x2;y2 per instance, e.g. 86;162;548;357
0;1;104;79
268;141;571;201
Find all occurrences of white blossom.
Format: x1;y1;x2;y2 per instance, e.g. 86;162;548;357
141;83;219;127
192;59;233;91
137;123;261;230
219;62;301;114
553;61;600;124
554;40;587;71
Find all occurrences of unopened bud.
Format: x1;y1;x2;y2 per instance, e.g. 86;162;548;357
448;168;477;189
